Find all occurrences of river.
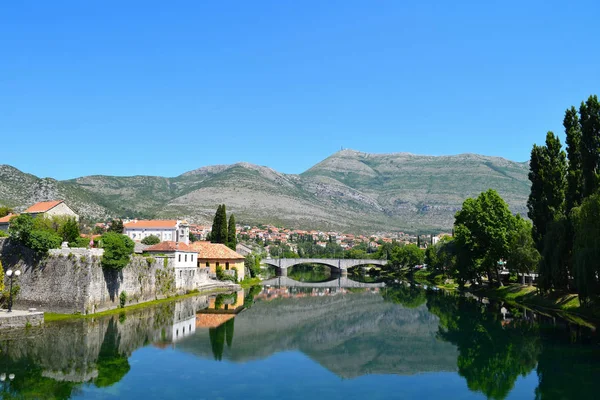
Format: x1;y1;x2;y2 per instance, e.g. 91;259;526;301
0;283;598;399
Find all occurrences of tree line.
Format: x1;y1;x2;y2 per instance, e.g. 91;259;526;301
528;95;600;305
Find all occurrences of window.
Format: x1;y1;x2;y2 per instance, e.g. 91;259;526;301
216;262;220;268
206;262;209;267
178;254;181;262
180;271;182;278
191;255;194;262
184;254;187;262
226;262;229;270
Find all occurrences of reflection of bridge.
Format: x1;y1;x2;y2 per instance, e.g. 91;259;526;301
262;276;386;288
261;258;387;276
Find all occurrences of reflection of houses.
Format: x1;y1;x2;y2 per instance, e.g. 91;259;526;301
189;241;245;280
143;241;209;289
123;220;190;244
0;214;13;232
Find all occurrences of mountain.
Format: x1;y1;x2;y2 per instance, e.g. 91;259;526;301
0;149;530;232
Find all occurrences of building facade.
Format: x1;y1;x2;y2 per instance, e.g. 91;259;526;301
24;200;79;221
124;220;190;244
190;241;246;281
143;241;206;289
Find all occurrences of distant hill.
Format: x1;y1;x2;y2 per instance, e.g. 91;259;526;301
0;149;530;232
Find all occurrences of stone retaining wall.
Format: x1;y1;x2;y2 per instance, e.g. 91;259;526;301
0;238;215;314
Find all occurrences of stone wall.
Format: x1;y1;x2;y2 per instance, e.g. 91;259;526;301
0;238;214;314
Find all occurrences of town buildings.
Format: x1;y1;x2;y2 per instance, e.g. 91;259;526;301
24;200;79;221
189;241;246;281
143;241;207;289
123;220;190;244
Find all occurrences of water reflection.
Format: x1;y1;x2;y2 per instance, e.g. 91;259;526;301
0;285;599;399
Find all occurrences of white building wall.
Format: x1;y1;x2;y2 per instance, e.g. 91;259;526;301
124;221;189;244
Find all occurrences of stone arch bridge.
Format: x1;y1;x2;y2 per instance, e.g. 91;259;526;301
262;276;386;288
261;258;387;276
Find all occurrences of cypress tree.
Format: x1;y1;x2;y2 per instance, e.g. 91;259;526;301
564;106;584;211
211;205;221;243
227;214;237;250
580;95;600;197
217;204;228;244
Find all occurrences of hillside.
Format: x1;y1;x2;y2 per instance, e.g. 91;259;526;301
0;150;530;232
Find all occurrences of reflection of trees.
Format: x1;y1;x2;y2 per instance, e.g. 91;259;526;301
243;285;262;309
382;284;427;308
94;317;131;388
288;264;332;282
535;327;600;400
427;292;541;400
209;319;235;360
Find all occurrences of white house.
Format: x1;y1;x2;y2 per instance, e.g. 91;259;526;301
24;200;79;221
143;241;202;289
123;220;190;244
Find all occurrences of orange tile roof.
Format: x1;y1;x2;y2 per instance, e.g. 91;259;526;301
0;214;18;223
24;200;63;213
124;220;178;229
189;241;245;260
144;241;195;252
195;313;235;328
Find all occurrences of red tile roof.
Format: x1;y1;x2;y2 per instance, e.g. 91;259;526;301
195;313;235;328
124;220;179;229
0;214;17;223
144;241;195;252
24;200;63;213
189;241;245;260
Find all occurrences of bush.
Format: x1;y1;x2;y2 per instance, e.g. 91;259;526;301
28;230;62;255
119;291;127;308
100;232;135;271
70;236;91;248
0;230;8;238
141;235;160;245
8;214;35;243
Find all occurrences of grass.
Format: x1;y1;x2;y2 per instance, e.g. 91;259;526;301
44;287;232;323
239;277;262;288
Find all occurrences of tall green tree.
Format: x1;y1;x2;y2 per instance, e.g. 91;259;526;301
506;216;540;284
59;217;80;245
227;214;237;250
454;189;515;287
0;206;13;218
100;232;135;271
211;204;228;244
579;95;600;197
571;194;600;305
527;132;567;251
564;106;584;211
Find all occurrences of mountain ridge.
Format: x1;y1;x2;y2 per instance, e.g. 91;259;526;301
0;150;531;233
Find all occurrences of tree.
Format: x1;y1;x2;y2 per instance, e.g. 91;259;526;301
28;230;62;255
505;216;540;284
227;214;237;250
564;106;584;211
454;190;515;287
100;232;135;271
59;217;80;245
0;206;13;218
211;205;228;244
8;214;35;244
388;244;424;272
141;235;160;245
527;133;567;251
579;95;600;197
571;194;600;306
108;219;124;233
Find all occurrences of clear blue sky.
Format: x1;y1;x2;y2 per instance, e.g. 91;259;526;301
1;1;599;180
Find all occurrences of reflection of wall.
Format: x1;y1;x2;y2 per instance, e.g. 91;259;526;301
172;316;197;342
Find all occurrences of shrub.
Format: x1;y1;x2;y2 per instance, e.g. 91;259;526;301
119;291;127;308
0;230;8;238
71;237;91;248
141;235;160;245
100;232;135;271
28;230;62;255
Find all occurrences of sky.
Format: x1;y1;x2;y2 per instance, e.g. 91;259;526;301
1;0;599;180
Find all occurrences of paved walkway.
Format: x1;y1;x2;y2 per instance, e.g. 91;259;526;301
0;308;44;329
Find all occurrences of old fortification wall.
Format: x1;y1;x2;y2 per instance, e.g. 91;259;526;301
0;238;212;313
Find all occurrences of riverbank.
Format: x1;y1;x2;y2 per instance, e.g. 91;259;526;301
44;283;238;322
413;269;599;325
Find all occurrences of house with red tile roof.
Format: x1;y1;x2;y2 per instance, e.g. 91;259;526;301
24;200;79;221
0;214;17;232
144;241;204;289
124;219;190;244
189;241;245;281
